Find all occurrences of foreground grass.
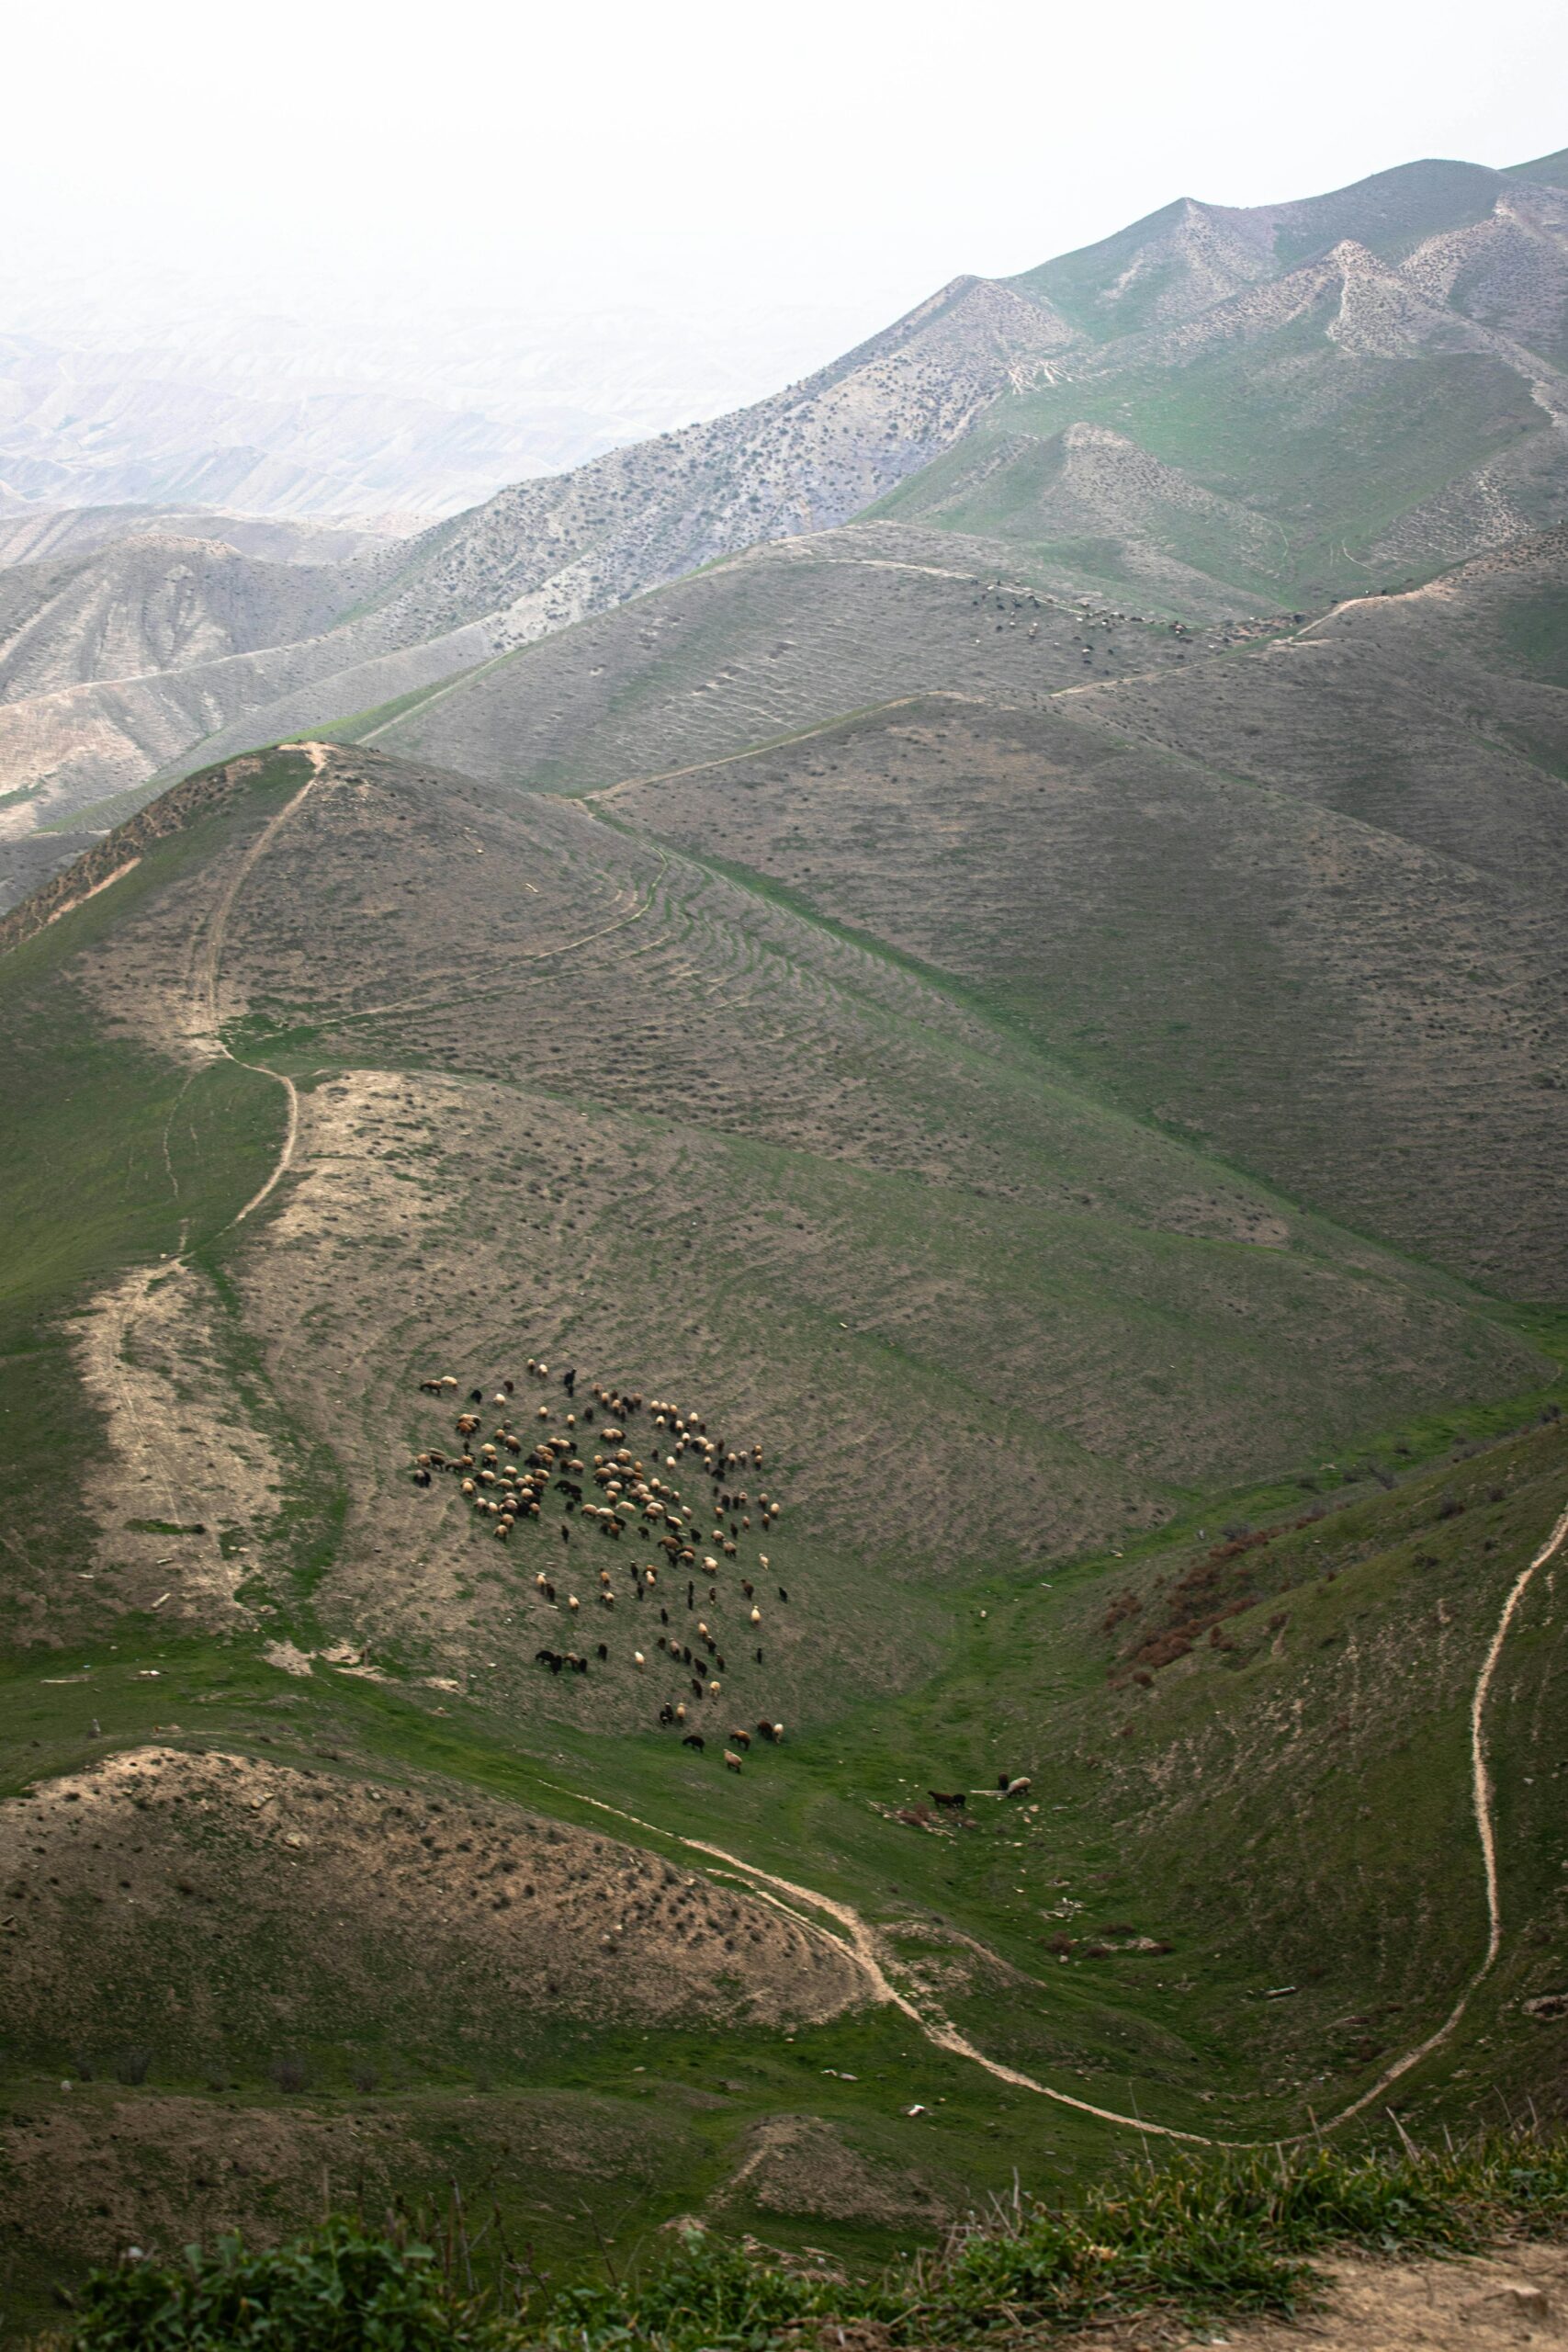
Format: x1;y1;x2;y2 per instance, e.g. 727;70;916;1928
53;2132;1568;2348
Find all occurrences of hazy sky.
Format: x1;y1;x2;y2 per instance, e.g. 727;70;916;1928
7;0;1564;399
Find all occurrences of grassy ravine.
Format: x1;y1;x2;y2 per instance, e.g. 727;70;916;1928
48;2133;1568;2349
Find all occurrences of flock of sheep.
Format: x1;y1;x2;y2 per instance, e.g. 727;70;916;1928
412;1361;785;1770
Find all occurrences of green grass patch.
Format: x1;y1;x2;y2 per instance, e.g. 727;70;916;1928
58;2132;1568;2349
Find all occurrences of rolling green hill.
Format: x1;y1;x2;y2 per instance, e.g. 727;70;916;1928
3;136;1568;2335
1;739;1564;2328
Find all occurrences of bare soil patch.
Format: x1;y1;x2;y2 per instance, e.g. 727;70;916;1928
720;2113;951;2226
1056;2242;1568;2349
70;1261;283;1626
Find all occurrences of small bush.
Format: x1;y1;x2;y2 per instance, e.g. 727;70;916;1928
269;2052;310;2095
70;2222;477;2352
112;2048;151;2087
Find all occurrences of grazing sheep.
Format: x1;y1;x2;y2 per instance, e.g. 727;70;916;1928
930;1791;966;1809
724;1750;743;1772
634;1651;646;1668
749;1606;761;1625
728;1729;751;1750
1003;1775;1032;1799
682;1734;705;1751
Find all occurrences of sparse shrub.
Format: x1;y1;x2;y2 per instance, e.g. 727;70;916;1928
270;2052;310;2094
351;2062;379;2095
1101;1588;1143;1634
1437;1492;1466;1521
112;2047;151;2086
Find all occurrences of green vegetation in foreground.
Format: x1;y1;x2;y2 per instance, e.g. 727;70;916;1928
55;2132;1568;2350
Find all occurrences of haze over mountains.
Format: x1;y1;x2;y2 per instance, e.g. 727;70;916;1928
1;145;1565;898
3;141;1568;2320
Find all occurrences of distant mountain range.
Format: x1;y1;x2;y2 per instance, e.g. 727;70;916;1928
1;146;1564;895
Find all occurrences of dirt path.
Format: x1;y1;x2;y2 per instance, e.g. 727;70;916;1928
197;741;332;1230
547;1489;1568;2148
1058;2243;1568;2351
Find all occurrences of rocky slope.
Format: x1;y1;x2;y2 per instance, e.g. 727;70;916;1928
2;148;1566;906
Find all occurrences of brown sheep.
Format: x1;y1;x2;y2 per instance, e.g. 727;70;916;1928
724;1750;743;1773
728;1728;751;1750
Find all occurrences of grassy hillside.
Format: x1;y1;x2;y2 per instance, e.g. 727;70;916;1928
871;330;1561;608
604;681;1567;1301
1;742;1565;2331
3;141;1567;2327
335;520;1247;788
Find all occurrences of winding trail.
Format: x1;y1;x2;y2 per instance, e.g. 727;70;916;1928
544;1488;1568;2149
196;741;331;1231
73;731;1568;2149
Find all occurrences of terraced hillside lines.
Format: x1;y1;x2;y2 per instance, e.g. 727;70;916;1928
604;695;1568;1298
346;524;1205;789
1068;571;1568;901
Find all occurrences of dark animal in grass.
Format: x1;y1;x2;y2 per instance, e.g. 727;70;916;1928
930;1790;966;1809
595;1643;608;1661
682;1734;705;1751
659;1704;676;1726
